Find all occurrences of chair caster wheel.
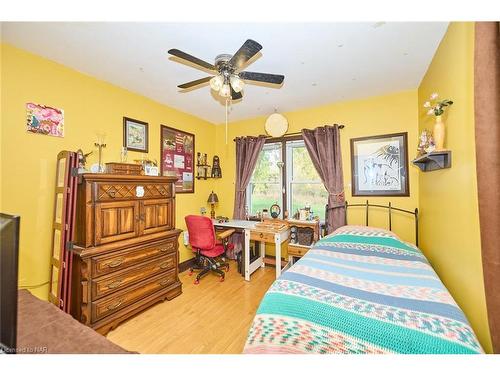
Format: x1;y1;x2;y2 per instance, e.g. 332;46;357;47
188;268;193;276
220;276;225;282
194;279;200;285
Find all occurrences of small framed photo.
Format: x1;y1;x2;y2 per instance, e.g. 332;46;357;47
123;117;149;153
350;132;409;196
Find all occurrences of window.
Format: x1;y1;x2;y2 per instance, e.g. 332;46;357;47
247;143;282;216
247;138;328;220
286;140;328;220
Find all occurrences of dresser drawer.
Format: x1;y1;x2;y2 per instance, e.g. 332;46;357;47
91;239;177;277
250;230;275;243
288;244;310;257
95;182;172;202
91;269;177;323
91;253;176;299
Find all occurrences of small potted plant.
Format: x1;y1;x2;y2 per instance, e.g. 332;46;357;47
423;93;453;151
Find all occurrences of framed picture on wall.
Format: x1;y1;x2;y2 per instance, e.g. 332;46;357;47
123;117;149;153
160;125;195;194
350;132;409;196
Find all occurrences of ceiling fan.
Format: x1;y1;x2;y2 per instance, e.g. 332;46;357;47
168;39;285;100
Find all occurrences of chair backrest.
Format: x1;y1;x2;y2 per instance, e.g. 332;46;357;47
184;215;216;251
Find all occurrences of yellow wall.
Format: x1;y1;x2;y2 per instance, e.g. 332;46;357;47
0;43;217;299
214;90;420;246
418;23;492;353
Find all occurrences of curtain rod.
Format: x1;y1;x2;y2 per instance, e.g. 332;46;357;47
233;124;345;142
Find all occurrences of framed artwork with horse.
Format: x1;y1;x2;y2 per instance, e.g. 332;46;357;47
350;132;409;196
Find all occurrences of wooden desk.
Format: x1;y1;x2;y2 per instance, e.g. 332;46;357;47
213;219;289;281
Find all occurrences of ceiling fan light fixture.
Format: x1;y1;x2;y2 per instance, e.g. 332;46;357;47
210;75;223;91
230;75;244;93
219;83;231;98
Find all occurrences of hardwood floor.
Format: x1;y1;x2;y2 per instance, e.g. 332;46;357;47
106;260;276;354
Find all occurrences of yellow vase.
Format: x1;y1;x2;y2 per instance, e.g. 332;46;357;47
433;115;445;151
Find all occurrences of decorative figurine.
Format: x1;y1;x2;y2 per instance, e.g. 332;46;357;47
120;146;128;163
197;152;202;165
211;155;222;178
76;149;93;173
417;129;435;156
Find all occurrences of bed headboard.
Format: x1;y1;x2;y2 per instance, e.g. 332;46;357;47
327;200;419;246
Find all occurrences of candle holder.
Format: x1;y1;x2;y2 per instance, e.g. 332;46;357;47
94;141;107;173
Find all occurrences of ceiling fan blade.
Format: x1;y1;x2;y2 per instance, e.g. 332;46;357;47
177;76;213;89
230;86;243;100
239;71;285;85
229;39;263;70
168;49;216;71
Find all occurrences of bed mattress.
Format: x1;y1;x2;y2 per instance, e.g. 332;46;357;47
243;226;483;354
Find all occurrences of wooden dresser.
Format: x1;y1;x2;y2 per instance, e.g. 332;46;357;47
70;174;182;335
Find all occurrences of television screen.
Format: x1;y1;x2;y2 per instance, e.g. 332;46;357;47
0;213;20;354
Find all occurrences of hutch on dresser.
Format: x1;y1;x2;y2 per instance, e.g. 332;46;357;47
70;174;182;335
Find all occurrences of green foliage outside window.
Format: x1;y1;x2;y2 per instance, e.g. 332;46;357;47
248;141;327;221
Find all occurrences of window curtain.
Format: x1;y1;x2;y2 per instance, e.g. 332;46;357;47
301;125;346;234
474;22;500;353
230;135;266;258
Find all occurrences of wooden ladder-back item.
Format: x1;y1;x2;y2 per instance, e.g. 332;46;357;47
49;151;78;312
63;152;79;313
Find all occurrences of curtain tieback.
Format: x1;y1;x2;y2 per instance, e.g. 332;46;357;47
328;190;345;208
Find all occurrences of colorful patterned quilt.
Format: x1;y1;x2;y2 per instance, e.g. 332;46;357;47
243;226;483;354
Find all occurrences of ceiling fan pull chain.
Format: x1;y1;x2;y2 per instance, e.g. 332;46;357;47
225;98;229;144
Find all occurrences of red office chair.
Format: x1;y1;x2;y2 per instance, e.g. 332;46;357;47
184;215;234;284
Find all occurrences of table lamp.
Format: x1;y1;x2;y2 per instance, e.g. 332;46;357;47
207;191;219;219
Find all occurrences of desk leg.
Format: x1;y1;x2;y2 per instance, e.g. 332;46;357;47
260;241;266;268
275;234;282;279
244;229;250;281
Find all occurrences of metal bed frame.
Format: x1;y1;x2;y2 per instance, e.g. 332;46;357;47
328;200;419;246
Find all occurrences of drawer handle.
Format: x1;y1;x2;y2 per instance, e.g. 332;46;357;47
107;258;124;268
108;188;117;198
159;245;173;252
159;279;171;287
160;261;171;269
107;299;123;311
260;233;264;238
106;279;123;289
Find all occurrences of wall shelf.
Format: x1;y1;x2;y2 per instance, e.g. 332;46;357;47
195;163;222;180
412;150;451;172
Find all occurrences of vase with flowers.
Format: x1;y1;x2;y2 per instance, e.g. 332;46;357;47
423;93;453;151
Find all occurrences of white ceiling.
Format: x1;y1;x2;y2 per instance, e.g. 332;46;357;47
1;22;448;124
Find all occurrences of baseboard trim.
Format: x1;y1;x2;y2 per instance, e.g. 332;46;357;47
178;257;196;273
